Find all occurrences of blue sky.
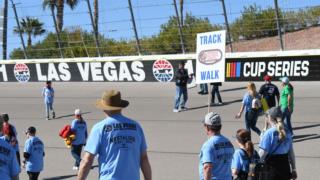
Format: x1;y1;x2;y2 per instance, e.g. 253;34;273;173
1;0;319;59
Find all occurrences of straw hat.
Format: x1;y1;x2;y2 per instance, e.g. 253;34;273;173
95;90;129;110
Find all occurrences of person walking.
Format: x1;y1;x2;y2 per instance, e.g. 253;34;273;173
1;113;20;166
173;61;190;112
42;81;55;120
259;106;297;180
210;82;223;106
77;90;152;180
279;77;294;135
199;112;234;180
23;126;45;180
231;129;259;180
198;84;208;95
70;109;88;170
236;82;261;136
259;75;280;108
0;115;20;180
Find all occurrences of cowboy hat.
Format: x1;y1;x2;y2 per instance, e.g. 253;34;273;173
95;90;129;110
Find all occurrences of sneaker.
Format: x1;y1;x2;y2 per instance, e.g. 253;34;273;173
173;109;179;113
46;117;50;121
218;102;223;105
72;166;79;170
202;92;208;95
52;112;56;119
180;107;188;111
198;91;204;94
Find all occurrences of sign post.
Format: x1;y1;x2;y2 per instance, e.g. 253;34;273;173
196;30;226;112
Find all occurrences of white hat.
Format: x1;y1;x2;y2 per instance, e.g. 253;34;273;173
280;77;289;84
74;109;82;115
203;112;221;126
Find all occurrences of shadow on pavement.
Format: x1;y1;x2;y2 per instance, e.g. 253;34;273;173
54;112;91;119
186;99;242;112
43;174;77;180
293;134;320;143
293;123;320;130
221;87;246;93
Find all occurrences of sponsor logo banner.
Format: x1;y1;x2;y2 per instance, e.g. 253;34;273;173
0;56;319;82
196;30;226;84
226;56;320;81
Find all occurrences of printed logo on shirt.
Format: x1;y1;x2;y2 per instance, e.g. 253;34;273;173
14;63;30;82
104;123;137;132
152;59;174;82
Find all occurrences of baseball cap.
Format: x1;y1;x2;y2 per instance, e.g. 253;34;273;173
25;126;36;134
263;75;271;81
280;77;289;84
74;109;82;115
203;112;221;126
266;107;282;119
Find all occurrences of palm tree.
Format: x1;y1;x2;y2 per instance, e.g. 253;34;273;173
13;17;46;47
43;0;79;32
94;0;99;33
179;0;184;26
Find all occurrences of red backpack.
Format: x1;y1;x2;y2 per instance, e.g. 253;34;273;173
59;125;73;139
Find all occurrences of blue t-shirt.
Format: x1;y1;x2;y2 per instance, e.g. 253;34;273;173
71;119;88;145
24;136;44;172
231;149;259;173
42;87;54;104
84;114;147;180
242;93;260;112
0;138;20;180
199;135;234;180
259;127;292;154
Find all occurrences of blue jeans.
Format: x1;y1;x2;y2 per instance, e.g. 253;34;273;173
45;102;54;118
71;144;83;167
282;108;293;134
245;110;261;136
211;86;222;103
200;84;208;93
174;86;188;109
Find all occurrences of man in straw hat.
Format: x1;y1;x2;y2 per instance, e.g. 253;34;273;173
77;90;152;180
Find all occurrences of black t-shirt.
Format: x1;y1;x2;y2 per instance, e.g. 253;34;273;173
259;83;280;107
175;69;189;87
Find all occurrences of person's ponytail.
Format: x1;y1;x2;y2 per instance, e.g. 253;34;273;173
276;117;286;141
244;140;254;157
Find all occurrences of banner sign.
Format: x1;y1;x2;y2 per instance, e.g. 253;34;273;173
196;30;226;84
0;60;193;82
0;55;319;82
226;56;320;81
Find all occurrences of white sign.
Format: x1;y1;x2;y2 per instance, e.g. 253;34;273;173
196;30;226;84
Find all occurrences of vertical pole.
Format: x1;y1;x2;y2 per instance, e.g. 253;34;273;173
50;6;64;58
2;0;8;60
173;0;186;54
274;0;284;50
11;0;27;59
220;0;233;52
207;83;211;113
128;0;141;55
86;0;101;57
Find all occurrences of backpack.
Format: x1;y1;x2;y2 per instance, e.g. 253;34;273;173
59;125;73;139
252;97;262;109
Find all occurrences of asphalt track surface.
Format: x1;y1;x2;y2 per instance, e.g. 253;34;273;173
0;82;319;180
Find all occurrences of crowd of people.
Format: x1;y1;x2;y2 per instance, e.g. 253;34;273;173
0;64;297;180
